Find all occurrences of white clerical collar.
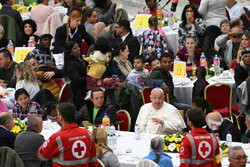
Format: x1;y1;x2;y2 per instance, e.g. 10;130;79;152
121;32;130;42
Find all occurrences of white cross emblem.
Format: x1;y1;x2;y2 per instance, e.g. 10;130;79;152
72;140;86;159
198;141;211;159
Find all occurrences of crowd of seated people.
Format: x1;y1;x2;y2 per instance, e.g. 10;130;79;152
0;0;249;166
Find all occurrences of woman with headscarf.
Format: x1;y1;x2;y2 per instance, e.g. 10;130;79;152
16;19;39;47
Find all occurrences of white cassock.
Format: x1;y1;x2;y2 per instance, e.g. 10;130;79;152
136;102;186;134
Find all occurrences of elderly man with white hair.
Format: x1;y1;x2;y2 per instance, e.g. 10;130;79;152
205;112;241;142
136;88;186;134
228;146;247;167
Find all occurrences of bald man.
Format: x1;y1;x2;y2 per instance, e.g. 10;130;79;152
136;88;186;134
15;115;45;167
92;22;106;40
0;112;15;149
205;112;241;142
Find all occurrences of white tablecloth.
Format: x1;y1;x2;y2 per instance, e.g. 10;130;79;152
173;70;236;104
0;87;15;109
41;127;250;167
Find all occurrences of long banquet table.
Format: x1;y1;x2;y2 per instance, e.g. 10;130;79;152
41;123;250;167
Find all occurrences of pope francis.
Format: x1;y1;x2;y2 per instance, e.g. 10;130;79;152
136;88;186;134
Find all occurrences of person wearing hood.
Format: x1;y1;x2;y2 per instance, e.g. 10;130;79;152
27;34;56;67
16;19;39;47
75;88;117;127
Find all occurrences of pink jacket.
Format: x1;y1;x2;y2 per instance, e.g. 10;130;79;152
0;99;8;112
31;4;55;36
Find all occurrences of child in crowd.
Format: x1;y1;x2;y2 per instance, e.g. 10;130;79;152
192;66;209;99
84;37;110;79
126;56;149;90
148;55;160;70
15;62;40;99
93;128;120;167
42;101;59;122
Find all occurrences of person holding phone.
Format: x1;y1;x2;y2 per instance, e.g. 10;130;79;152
216;26;243;68
178;4;206;50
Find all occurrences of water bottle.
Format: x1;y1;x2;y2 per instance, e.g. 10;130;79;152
28;37;35;47
175;55;180;61
108;134;115;150
226;132;232;147
167;12;174;28
145;5;150;14
7;40;14;55
213;55;221;76
134;124;141;140
186;57;193;77
102;113;110;134
200;52;207;69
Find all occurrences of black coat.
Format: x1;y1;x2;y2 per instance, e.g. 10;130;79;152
148;67;176;105
123;33;140;64
0;37;8;48
53;24;94;53
75;96;117;126
192;80;209;99
16;34;39;47
0;6;23;30
0;127;16;149
66;58;87;92
234;63;248;87
206;119;242;142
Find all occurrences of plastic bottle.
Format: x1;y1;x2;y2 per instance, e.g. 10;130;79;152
102;113;110;134
110;125;117;150
7;40;14;55
29;104;37;114
156;3;163;21
175;55;180;61
200;52;208;69
186;57;193;77
167;12;174;28
28;37;35;47
213;55;221;76
134;124;141;140
145;5;150;14
226;132;232;147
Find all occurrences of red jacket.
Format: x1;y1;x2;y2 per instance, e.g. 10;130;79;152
179;128;222;167
37;123;98;167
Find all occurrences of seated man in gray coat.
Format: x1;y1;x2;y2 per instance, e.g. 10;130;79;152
14;115;45;167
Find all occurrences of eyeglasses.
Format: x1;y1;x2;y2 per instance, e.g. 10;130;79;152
231;33;243;38
232;155;248;161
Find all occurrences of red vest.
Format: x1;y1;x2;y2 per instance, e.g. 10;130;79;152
38;123;98;167
179;128;222;167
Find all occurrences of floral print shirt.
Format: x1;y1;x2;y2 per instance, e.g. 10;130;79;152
140;29;168;60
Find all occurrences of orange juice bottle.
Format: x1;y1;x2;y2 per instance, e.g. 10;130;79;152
156;3;163;21
102;113;110;133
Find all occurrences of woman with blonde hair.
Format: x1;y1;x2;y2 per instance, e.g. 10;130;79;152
54;10;93;53
93;128;120;167
15;62;40;99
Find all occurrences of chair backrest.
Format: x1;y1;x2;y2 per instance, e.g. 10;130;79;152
58;83;71;103
230;59;237;70
136;159;159;167
142;87;169;104
0;146;25;167
116;109;131;131
204;83;232;111
97;158;105;167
